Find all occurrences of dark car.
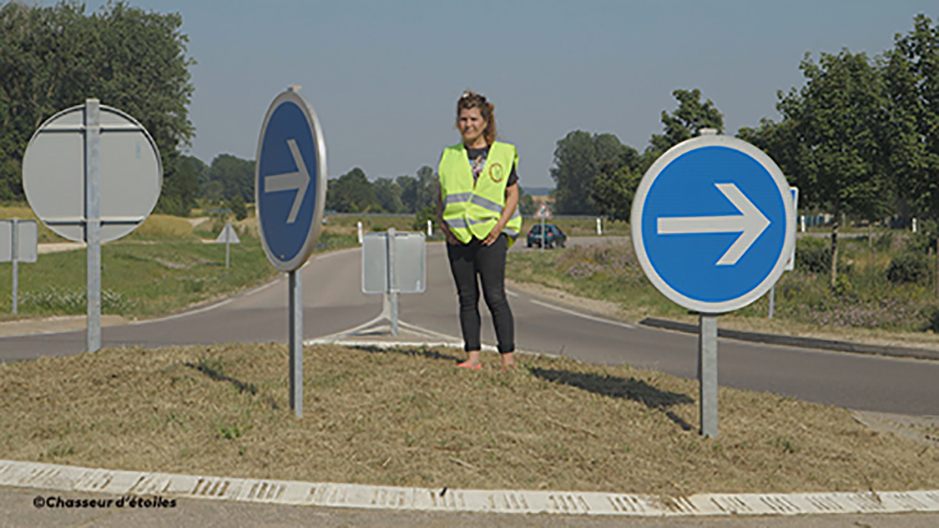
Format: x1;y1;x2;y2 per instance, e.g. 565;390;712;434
526;224;567;248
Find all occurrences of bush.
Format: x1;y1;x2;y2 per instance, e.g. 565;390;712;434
886;252;931;284
921;305;939;333
412;205;436;232
795;237;831;274
907;218;938;254
229;195;248;221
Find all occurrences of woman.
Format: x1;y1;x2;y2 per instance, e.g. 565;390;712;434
436;91;522;370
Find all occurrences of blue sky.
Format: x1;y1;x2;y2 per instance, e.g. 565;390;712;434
81;0;936;188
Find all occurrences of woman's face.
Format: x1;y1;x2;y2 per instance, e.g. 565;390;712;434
458;107;487;146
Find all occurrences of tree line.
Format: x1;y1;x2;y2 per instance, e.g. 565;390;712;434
551;87;723;219
0;1;197;216
175;153;539;220
551;14;937;288
324;165;536;217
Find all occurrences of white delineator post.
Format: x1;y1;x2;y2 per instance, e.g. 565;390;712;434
357;221;363;244
597;217;602;235
85;99;102;353
427;220;432;237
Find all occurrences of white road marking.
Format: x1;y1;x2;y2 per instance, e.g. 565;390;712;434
131;298;233;326
529;299;635;329
314;247;358;260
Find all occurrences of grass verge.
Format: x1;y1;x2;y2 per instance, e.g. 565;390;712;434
1;343;936;495
0;233;356;321
506;237;939;350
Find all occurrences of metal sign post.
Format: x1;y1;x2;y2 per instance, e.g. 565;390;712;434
214;220;241;268
289;270;303;416
534;202;551;252
11;218;17;314
362;230;426;335
699;315;718;437
632;132;794;437
256;86;327;420
85;99;102;352
541;218;545;253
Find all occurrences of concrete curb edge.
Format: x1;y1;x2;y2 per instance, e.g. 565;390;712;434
2;460;938;517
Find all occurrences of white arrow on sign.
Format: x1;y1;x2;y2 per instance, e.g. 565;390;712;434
656;183;770;266
264;139;310;224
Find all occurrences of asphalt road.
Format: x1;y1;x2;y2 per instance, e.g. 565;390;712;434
0;239;937;416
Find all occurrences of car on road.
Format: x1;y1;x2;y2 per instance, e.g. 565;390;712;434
526;224;567;248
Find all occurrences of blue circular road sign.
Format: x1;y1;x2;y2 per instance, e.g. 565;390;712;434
631;134;794;314
256;88;327;272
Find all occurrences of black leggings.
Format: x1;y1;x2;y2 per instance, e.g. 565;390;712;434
446;234;515;354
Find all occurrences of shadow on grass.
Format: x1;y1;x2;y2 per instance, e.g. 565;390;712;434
184;360;258;395
530;368;695;431
353;345;463;363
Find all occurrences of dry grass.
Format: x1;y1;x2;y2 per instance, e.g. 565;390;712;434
0;205;65;243
0;207;194;242
129;214;195;240
1;343;937;495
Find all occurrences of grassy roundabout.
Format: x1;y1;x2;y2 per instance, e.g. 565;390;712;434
0;209;936;495
1;343;936;495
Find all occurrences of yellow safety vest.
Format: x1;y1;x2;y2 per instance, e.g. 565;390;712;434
438;141;522;245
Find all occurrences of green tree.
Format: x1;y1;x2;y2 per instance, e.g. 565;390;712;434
777;50;893;289
592;165;642;222
550;131;595;214
883;14;939;221
397;166;437;214
415;165;438;213
205;154;254;203
551;131;637;215
517;186;536;216
737;118;802;181
326;168;379;213
228;194;247;221
639;88;724;173
156;154;204;216
397;175;419;213
373;177;403;213
0;1;195;202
